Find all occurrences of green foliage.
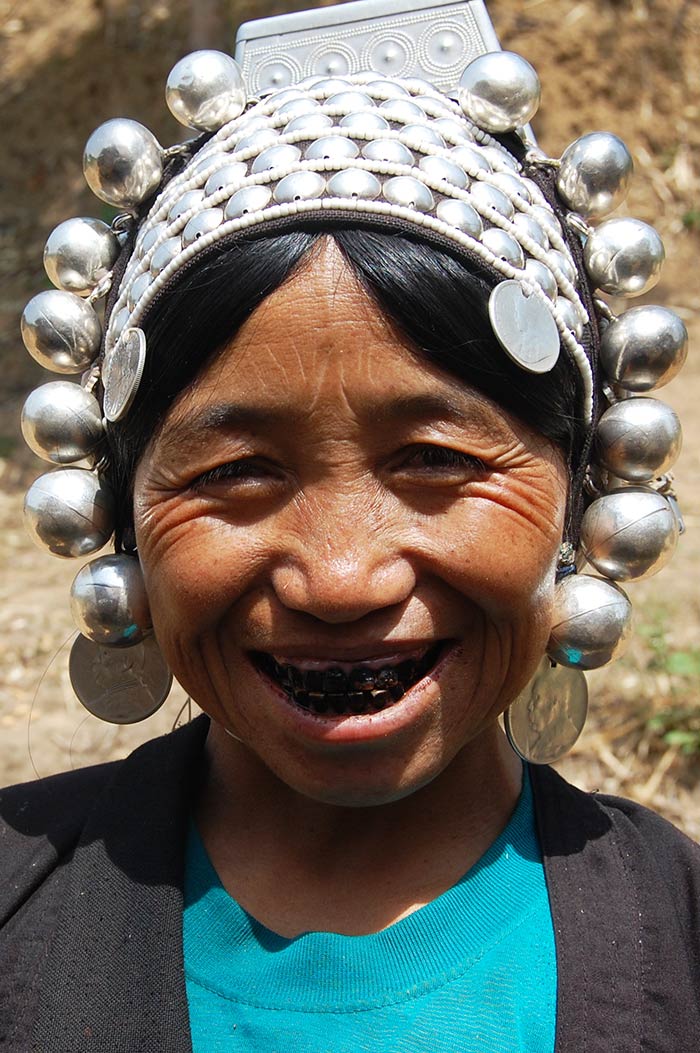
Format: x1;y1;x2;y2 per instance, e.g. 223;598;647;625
682;208;700;231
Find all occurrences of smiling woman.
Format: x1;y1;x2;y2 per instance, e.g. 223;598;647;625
2;2;699;1050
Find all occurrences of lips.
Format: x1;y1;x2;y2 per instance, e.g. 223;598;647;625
252;643;443;716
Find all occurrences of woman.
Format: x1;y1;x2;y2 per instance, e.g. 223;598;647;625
4;7;698;1049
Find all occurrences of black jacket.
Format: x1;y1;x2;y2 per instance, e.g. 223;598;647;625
1;716;699;1052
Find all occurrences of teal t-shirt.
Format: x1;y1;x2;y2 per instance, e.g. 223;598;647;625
183;769;556;1052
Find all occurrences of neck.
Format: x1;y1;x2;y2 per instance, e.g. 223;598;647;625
195;720;521;937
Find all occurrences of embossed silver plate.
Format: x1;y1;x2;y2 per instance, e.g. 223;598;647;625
69;632;172;724
235;0;502;95
488;280;561;374
504;657;588;765
102;327;147;423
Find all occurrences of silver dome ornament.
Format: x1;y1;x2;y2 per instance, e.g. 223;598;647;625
103;328;147;423
399;124;446;149
43;218;120;296
556;132;633;219
450;144;492;175
275;97;320;120
304;136;359;161
127;271;152;312
21;290;102;373
182;208;224;248
327;169;381;200
505;657;588;764
481;228;525;268
469;182;515;220
204;162;247;197
165;50;246;131
273;171;326;203
436;199;483;237
546;574;633;669
512;214;548;250
251;143;302;174
325;90;375;113
383;176;434;212
418;155;469;189
139;221;167;256
583;218;665;296
150;237;182;277
83;119;163;209
284;112;333;136
70;553;152;647
168;189;205;223
488;280;560;373
21;382;104;464
339;111;390;133
524;260;557;301
361;139;414;164
458;51;541;133
24;468;114;558
581;486;679;580
596;397;682;482
69;633;172;725
224;185;273;219
377;98;424;122
599;305;688;391
555;297;584;339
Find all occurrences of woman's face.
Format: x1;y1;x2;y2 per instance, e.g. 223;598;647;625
134;240;568;806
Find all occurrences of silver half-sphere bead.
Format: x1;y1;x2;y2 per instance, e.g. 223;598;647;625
150;237;182;277
43;218;120;296
204;161;247;198
70;553;151;646
327;169;381;200
596;397;682;482
224;185;273;219
547;574;632;669
481;228;525;268
21;382;104;464
83;119;163;209
24;468;114;558
304;136;359;161
556;132;634;218
339;111;390;133
284;112;334;136
273;171;326;203
450;144;492;176
524;259;557;300
251;143;302;174
458;51;541;133
362;139;414;164
182;208;225;248
418;155;469;189
436;199;483;237
383;176;434;212
583;218;665;296
599;305;688;391
166;50;246;131
470;181;515;220
21;290;102;373
581;486;678;580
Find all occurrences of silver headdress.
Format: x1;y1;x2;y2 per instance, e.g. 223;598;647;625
19;0;687;749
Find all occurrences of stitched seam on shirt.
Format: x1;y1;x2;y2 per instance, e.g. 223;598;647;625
184;894;551;1014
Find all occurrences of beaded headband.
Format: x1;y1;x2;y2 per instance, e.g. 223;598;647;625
19;0;688;743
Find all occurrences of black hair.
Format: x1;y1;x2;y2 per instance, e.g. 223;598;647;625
104;227;587;549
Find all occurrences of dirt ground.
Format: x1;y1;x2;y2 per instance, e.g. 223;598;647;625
1;0;699;834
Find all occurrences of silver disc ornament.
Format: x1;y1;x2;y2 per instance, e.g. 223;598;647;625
505;657;588;765
488;281;560;373
69;633;172;724
102;327;147;423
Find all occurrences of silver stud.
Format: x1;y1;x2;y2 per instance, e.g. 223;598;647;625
362;139;414;164
21;382;104;464
512;213;548;249
524;259;557;300
399;124;446;149
70;553;152;646
305;135;359;161
548;249;578;287
110;305;131;339
459;51;541;132
327;169;381;200
139;221;167;255
599;305;688;392
470;182;515;220
413;95;454;117
43;218;120;297
449;144;492;175
555;296;584;338
530;205;562;239
314;78;353;97
275;97;320;120
21;290;102;373
547;574;632;669
24;468;114;558
584;218;665;296
596;398;682;482
365;79;409;98
383;176;434;212
284;112;334;136
480;146;520;172
165;50;246;131
190;151;232;179
204;161;247;197
83;119;163;209
273;171;326;203
182;208;225;248
433;118;471;143
127;271;152;311
269;88;306;106
224;185;273;219
482;228;525;268
339;111;390;133
251;143;302;173
168;189;205;223
490;172;531;205
325;90;375;113
419;155;469;189
581;486;678;580
150;236;182;276
557;132;634;218
436;199;483;237
235;127;278;154
378;99;425;123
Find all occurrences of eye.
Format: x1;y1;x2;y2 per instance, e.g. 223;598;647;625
399;445;487;473
191;457;280;492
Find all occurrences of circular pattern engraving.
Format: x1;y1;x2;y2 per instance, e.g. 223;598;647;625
69;633;172;724
253;56;303;95
362;32;414;78
419;22;470;76
309;42;356;79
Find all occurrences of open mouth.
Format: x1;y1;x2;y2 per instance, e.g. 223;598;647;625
252;643;444;716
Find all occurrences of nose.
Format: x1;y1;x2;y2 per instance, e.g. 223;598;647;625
270;519;416;624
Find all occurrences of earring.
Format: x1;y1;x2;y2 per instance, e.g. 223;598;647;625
504;656;588;765
68;552;172;723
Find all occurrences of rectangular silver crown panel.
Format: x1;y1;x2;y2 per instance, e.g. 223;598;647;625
234;0;502;96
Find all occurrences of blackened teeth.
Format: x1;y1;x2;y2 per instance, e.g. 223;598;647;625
253;644;442;716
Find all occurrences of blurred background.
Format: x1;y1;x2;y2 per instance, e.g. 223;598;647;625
1;0;699;832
